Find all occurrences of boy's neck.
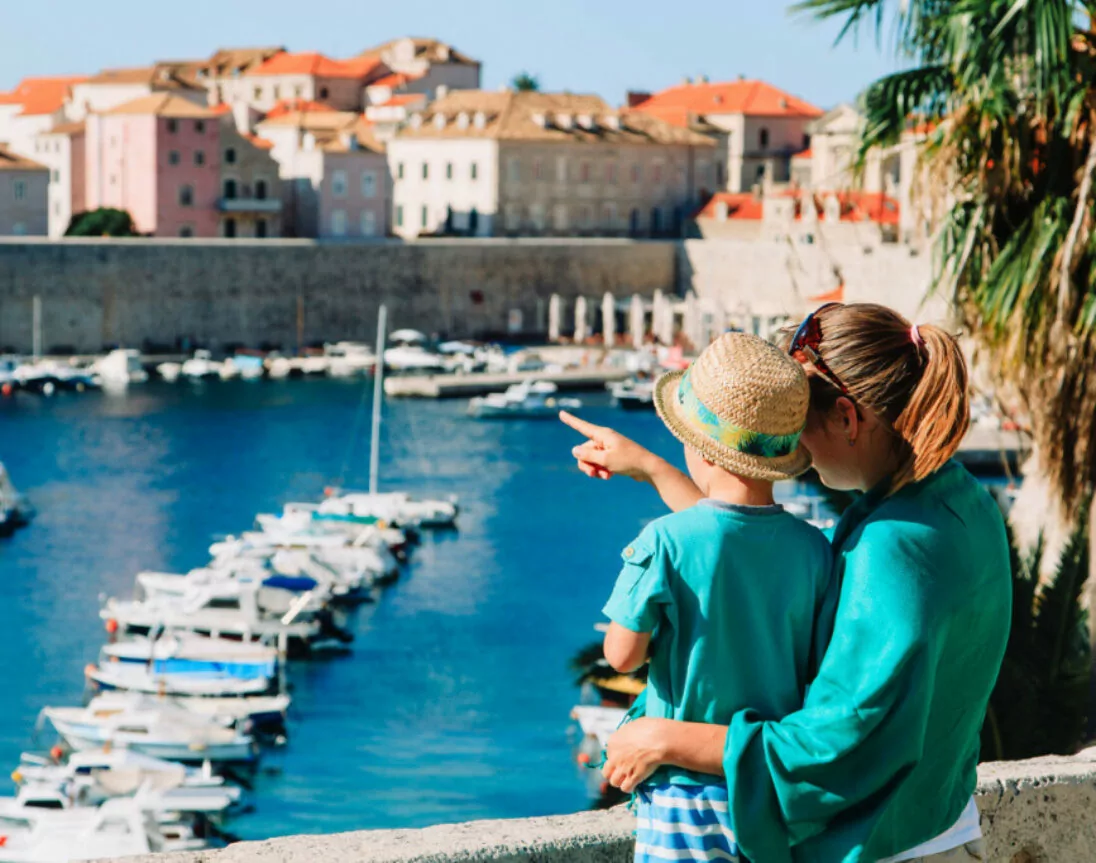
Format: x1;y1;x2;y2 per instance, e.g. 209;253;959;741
705;472;776;507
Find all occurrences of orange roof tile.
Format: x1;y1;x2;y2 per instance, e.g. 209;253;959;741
104;93;218;118
696;189;899;225
264;98;338;119
696;192;765;220
793;148;812;159
0;76;88;117
633;80;822;128
378;93;425;107
210;103;233;116
246;52;385;80
243;133;274;150
367;72;421;89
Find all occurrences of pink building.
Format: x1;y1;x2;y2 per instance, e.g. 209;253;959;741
86;94;221;237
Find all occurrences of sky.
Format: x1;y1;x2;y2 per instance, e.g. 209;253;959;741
0;0;899;109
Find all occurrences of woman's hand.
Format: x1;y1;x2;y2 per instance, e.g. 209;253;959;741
602;717;673;793
559;411;659;482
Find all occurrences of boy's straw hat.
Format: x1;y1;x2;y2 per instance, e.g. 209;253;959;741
653;332;812;481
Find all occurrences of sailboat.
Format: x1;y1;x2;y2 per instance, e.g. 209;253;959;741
0;461;33;536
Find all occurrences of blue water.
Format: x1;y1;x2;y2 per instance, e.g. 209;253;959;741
0;379;707;838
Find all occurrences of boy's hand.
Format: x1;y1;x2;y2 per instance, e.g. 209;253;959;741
603;718;670;793
559;412;658;482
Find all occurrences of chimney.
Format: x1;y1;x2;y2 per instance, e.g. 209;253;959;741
435;84;449;100
603;115;621;131
626;91;652;108
433;113;447;129
699;74;709;83
577;114;595;130
682;76;693;86
555;112;574;130
532;112;547;128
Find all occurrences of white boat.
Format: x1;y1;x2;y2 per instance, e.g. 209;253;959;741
0;462;32;536
180;350;221;380
86;691;290;732
86;662;273;698
468;380;582;419
281;490;459;530
299;355;330;376
571;705;627;748
782;496;836;532
156;362;182;383
102;632;278;677
384;330;444;372
324;342;377;377
217;357;241;380
233;354;265;380
608;377;656;410
0;797;197;861
41;702;256;763
265;355;292;379
92;349;148;388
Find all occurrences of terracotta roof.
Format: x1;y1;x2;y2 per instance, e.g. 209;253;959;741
632;80;823;127
378;93;426;108
359;37;478;67
202;47;285;77
210;103;233;116
103;93;218;118
42;121;86;136
0;144;47;172
696;190;899;225
0;76;88;116
793;148;812;160
246;52;386;80
397;90;715;146
264;98;337;120
367;72;420;89
256;108;359;131
321;117;385;154
243;133;274;151
85;64;204;91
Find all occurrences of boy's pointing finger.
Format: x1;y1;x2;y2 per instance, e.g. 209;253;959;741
558;410;603;440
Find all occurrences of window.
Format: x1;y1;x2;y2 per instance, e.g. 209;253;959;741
195;120;206;133
319;86;329;99
556;155;567;184
331;209;347;236
253;86;262;100
109;174;118;186
397;162;404;180
504;203;521;230
530;202;547;231
11;222;26;236
422;162;429;180
194;150;205;166
650;207;661;232
223;218;237;238
756;165;765;181
166;119;177;134
50;169;59;182
168;151;180;166
294;85;303;98
651;163;663;184
716;161;725;187
223;179;237;200
179;225;193;238
445;162;453;180
580;161;591;183
630;163;640;184
759;128;770;149
803;133;810;149
507;156;520;184
553;204;568;230
179;184;194;206
256;218;268;238
396;205;404;227
332;169;348;197
224;148;236;165
470;162;479;180
421;205;428;229
606;162;617;185
253;179;266;200
579;204;593;228
603;202;618;227
361;210;377;236
361;171;377;198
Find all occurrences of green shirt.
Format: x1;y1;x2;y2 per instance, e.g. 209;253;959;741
604;500;834;785
724;461;1011;863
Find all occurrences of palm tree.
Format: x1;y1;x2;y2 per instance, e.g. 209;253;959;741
511;72;541;92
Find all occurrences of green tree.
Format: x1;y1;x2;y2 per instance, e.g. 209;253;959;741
511;71;540;92
66;208;139;237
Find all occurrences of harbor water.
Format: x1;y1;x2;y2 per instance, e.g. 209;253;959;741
0;378;735;838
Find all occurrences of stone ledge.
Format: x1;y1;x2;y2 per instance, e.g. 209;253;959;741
105;752;1096;863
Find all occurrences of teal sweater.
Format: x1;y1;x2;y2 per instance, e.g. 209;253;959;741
723;461;1011;863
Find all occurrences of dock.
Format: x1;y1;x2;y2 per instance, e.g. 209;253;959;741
384;368;630;398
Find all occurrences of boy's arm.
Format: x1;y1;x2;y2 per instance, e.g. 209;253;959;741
603;622;652;673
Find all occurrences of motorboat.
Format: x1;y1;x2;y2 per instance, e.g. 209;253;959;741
216;358;240;380
14;360;100;395
468;380;581;419
86;662;274;698
92;349;148;388
180;350;221;380
41;702;257;764
608;376;656;410
86;691;289;734
102;633;278;679
156;362;182;383
0;796;208;860
325;342;377;377
282;490;459;530
264;354;292;379
0;462;33;537
384;329;445;372
232;354;264;380
571;705;627;748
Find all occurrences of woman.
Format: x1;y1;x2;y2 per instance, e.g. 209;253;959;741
562;303;1010;863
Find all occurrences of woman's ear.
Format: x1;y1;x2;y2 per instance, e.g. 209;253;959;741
835;396;860;444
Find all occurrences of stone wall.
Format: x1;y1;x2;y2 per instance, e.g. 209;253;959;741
0;238;676;353
105;751;1096;863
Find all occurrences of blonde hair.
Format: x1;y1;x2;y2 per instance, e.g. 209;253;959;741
802;303;969;494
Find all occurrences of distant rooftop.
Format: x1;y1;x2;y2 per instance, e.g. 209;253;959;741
0;76;88;117
246;52;386;81
359;37;479;67
632;79;823;129
103;93;218;118
0;144;47;171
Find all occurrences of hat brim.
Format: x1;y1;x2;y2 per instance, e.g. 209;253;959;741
653;371;813;482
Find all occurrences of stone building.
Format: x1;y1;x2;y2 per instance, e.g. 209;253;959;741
360;38;481;106
0;145;48;235
387;90;714;239
35;121;85;237
218;117;283;239
628;78;823;194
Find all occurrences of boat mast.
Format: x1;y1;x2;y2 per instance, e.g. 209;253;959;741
32;295;41;361
369;305;387;496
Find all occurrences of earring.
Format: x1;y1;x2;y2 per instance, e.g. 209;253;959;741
846;436;855;447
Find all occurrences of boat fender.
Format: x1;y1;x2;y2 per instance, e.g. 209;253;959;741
49;745;64;762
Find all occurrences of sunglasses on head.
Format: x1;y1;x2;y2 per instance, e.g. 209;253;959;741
789;302;853;398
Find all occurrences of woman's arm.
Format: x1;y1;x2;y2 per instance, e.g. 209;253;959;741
602;717;727;792
559;411;703;512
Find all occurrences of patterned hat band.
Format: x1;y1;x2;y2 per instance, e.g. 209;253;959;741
676;368;804;459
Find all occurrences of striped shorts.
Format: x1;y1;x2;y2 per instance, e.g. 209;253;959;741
635;782;741;862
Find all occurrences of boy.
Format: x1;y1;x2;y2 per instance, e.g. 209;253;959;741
601;332;834;863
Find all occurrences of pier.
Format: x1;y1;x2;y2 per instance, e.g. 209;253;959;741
384;368;630;398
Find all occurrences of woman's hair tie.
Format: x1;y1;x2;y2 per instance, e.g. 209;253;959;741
910;324;924;349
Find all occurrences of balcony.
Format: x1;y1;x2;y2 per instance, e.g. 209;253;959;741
217;197;283;214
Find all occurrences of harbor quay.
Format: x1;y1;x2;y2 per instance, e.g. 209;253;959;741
100;752;1096;863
